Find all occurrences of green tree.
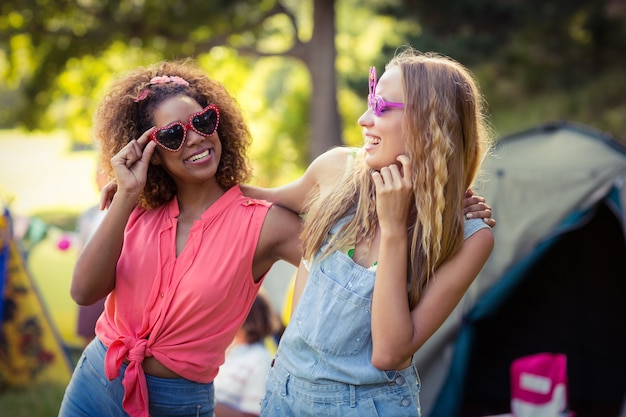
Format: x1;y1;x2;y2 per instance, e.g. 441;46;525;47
376;0;626;139
0;0;344;161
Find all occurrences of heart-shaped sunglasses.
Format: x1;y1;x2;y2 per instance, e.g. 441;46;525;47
150;104;220;152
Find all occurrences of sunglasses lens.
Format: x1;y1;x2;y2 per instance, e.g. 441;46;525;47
155;124;185;150
368;95;381;116
192;109;218;135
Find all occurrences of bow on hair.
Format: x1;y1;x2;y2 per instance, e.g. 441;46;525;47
149;75;189;86
134;75;190;102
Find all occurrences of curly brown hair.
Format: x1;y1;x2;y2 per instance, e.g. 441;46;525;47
94;59;253;209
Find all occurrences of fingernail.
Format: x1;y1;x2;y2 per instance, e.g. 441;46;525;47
466;213;473;219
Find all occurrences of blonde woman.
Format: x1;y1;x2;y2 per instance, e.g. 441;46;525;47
246;48;495;416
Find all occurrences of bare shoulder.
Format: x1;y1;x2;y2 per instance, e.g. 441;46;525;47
314;146;358;167
310;146;360;186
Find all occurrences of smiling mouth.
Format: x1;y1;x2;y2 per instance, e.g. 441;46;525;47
186;149;211;163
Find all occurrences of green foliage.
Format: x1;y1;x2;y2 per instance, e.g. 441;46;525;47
0;0;336;173
371;0;626;143
48;44;165;147
207;53;312;186
1;0;626;167
0;0;288;131
252;60;311;181
389;0;626;71
485;66;626;144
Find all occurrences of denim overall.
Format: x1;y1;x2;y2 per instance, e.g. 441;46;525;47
261;218;489;417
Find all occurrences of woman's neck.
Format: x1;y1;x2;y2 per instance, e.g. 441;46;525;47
176;181;228;219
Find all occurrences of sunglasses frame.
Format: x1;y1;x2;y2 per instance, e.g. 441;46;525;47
150;104;220;152
368;66;404;117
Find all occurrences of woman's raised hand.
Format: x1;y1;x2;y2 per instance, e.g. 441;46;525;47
104;128;156;207
372;155;413;231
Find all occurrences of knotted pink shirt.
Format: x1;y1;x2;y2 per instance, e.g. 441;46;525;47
95;186;271;417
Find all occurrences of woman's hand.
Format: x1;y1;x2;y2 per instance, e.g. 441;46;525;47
372;154;413;231
100;181;117;210
100;128;156;209
464;188;496;228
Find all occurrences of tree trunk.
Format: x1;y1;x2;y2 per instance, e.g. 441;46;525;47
306;0;343;162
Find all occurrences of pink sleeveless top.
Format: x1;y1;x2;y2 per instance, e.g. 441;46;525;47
95;185;271;417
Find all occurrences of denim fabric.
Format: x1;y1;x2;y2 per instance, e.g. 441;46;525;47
280;248;386;383
58;338;215;417
464;217;490;239
260;217;488;416
261;359;421;417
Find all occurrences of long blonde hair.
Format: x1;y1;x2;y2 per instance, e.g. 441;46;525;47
301;48;492;310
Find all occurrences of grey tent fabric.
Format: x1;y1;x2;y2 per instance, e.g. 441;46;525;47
414;121;626;417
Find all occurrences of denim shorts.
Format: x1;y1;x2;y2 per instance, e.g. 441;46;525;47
58;338;215;417
261;359;421;417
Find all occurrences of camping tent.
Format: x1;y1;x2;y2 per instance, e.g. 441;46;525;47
414;121;626;417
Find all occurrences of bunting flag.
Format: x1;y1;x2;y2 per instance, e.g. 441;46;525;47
0;207;72;388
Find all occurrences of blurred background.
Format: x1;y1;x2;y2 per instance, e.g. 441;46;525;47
1;0;625;416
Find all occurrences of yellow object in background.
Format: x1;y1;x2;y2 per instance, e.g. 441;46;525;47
27;231;82;350
280;276;295;327
0;209;73;388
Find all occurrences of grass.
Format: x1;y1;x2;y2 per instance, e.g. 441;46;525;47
0;383;67;417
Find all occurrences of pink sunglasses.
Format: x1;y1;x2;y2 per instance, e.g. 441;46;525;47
368;66;404;117
150;104;220;152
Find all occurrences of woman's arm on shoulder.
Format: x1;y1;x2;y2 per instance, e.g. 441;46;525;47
464;188;496;228
371;227;494;370
242;146;355;214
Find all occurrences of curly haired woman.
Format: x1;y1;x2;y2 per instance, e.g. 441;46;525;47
58;59;302;417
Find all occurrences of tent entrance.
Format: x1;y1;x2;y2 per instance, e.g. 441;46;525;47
460;201;626;417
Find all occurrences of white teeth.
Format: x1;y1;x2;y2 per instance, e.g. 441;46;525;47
369;137;381;145
187;149;210;162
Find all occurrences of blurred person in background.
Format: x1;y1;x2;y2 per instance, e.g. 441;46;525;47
214;291;280;417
